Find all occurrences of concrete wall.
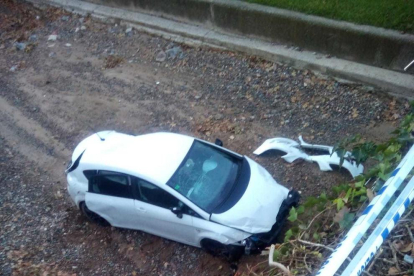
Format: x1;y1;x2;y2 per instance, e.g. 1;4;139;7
84;0;414;73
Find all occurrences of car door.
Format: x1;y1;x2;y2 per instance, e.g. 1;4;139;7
85;172;140;230
132;177;198;246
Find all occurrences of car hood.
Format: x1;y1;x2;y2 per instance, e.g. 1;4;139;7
210;157;289;233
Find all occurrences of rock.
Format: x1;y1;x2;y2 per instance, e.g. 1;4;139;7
75;27;80;33
65;43;72;47
214;114;224;120
80;26;87;31
29;35;37;42
155;50;166;62
61;15;70;21
49;52;56;58
48;34;58;41
9;65;18;72
125;27;133;34
165;46;183;59
14;42;26;51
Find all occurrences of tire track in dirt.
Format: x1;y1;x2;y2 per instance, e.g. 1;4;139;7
0;95;69;183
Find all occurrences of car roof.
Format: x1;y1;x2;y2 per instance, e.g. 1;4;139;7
80;132;194;186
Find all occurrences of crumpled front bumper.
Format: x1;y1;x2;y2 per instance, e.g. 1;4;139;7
244;190;300;254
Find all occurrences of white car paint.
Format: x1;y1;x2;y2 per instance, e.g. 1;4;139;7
253;137;309;163
66;131;291;249
253;136;364;178
211;157;289;233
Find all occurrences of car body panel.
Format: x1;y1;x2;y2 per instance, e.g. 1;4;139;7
253;137;309;163
192;216;252;245
85;192;137;229
254;136;364;178
71;131;194;186
132;199;197;246
210;157;289;233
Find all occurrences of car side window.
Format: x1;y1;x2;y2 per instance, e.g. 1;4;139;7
133;178;180;209
83;170;97;180
89;173;132;199
132;178;203;218
185;207;202;219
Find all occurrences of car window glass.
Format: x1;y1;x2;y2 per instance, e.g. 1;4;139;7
90;174;132;199
166;141;240;212
184;206;202;218
134;178;180;209
83;170;97;180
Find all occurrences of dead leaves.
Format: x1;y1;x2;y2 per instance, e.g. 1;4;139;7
333;206;350;223
366;188;375;202
392;240;414;254
388;266;400;275
6;249;76;276
352;108;359;119
103;55;124;69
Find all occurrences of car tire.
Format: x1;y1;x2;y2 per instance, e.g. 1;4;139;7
200;239;244;262
79;202;110;226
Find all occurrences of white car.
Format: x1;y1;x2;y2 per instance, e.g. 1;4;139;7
66;131;299;260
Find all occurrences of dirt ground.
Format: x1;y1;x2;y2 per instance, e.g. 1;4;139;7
0;1;411;275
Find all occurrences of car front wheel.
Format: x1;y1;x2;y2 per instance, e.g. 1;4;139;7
200;239;244;262
79;202;110;226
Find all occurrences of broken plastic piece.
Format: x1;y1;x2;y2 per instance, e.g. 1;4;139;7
253;137;309;163
254;136;364;178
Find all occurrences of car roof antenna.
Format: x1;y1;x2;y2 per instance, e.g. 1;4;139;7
96;132;105;141
87;123;105;141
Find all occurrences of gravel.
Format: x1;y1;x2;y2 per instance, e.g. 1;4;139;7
0;1;410;275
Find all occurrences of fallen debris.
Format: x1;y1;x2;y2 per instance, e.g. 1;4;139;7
166;46;183;59
254;136;364;178
125;27;132;35
155;50;166;62
14;42;26;51
103;55;123;69
48;34;57;41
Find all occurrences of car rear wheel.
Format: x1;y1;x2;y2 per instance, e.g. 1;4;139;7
200;239;244;262
79;202;110;226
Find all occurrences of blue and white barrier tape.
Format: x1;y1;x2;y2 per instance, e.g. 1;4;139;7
341;175;414;276
316;145;414;276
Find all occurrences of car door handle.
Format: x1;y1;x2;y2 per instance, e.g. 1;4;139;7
137;207;146;213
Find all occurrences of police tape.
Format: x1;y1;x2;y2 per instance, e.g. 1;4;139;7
341;175;414;276
316;144;414;276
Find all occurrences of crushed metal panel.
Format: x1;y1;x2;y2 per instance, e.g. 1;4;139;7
254;136;364;178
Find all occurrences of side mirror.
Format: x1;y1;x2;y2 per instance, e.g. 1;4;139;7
171;206;183;219
215;138;223;147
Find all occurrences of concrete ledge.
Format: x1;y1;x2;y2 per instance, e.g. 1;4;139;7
77;0;414;73
29;0;414;98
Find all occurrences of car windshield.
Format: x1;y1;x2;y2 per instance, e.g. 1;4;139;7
167;141;240;213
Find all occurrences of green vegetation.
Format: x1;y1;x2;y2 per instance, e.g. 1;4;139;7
244;0;414;32
270;104;414;275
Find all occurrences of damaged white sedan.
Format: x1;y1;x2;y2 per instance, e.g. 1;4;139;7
66;131;299;261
